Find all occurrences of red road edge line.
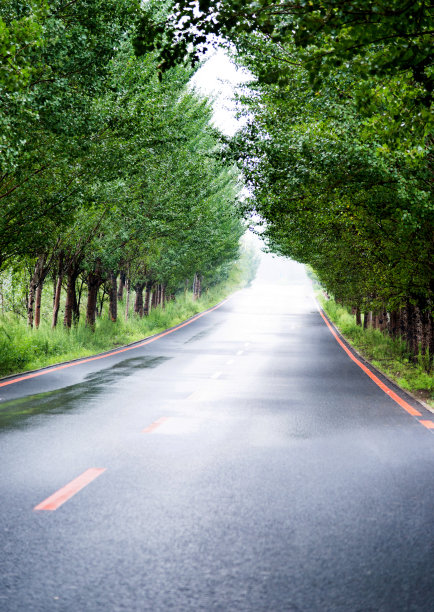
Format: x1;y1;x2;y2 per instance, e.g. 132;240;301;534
34;468;106;511
142;417;168;433
420;420;434;430
0;298;230;388
319;311;422;418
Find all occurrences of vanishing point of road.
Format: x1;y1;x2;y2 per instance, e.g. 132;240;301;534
0;258;433;611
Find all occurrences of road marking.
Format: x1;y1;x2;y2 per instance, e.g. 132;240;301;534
236;350;243;356
0;298;232;388
244;342;251;348
34;468;106;511
419;420;434;430
226;359;235;365
142;417;169;433
211;371;222;379
319;311;422;417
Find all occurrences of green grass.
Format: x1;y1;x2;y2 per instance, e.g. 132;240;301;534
317;294;434;409
0;263;252;379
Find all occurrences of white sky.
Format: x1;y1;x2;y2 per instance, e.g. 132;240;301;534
190;48;251;136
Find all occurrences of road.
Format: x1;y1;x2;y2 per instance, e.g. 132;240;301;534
0;257;433;611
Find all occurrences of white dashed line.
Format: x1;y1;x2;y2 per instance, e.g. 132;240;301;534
211;371;222;379
236;350;243;356
226;359;235;365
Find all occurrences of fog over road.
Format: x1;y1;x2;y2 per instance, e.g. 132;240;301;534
0;256;433;611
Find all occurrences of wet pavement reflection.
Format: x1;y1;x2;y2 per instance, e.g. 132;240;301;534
0;355;170;430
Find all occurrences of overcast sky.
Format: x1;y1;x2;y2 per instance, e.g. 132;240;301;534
190;48;251;136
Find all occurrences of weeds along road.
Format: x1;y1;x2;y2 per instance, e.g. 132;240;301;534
0;257;433;611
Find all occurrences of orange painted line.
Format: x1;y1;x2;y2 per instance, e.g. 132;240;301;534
0;298;231;388
34;468;106;511
319;311;422;418
142;417;168;433
419;420;434;430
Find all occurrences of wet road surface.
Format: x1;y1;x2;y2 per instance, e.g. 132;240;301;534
0;258;433;611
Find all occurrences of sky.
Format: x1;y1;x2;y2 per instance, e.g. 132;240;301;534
190;48;267;256
190;48;251;136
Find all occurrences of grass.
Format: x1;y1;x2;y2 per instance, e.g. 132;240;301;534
0;261;254;379
317;294;434;409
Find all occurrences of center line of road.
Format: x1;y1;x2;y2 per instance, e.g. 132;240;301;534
236;350;243;356
142;417;169;433
211;371;222;379
34;468;106;511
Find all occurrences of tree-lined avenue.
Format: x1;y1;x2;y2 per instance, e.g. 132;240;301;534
0;256;433;611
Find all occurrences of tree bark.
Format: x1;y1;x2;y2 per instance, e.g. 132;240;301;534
125;277;130;321
108;271;118;322
52;274;63;329
378;308;388;332
86;263;103;329
64;269;79;328
134;282;145;317
193;273;202;300
28;255;46;328
355;307;362;326
388;310;400;338
98;287;106;317
151;285;158;308
144;281;152;316
34;281;43;328
117;271;126;302
363;311;372;329
27;278;36;328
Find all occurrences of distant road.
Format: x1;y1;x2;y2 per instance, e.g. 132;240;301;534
0;257;433;611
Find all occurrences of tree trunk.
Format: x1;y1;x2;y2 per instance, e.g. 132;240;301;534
388;310;400;338
151;286;158;308
125;278;130;321
27;279;36;328
144;281;152;316
108;271;118;322
405;302;418;361
160;284;166;308
193;273;202;300
118;271;126;302
355;307;362;326
134;283;145;317
363;311;372;329
34;280;43;328
64;269;79;329
98;287;107;317
399;305;408;340
86;264;103;329
28;255;46;328
378;308;388;332
52;274;63;328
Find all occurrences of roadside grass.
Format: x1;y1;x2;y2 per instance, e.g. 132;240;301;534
0;262;253;379
317;294;434;409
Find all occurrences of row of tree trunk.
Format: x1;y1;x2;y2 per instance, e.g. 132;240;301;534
352;303;434;363
26;263;202;331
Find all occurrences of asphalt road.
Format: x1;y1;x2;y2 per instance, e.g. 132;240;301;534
0;257;433;612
